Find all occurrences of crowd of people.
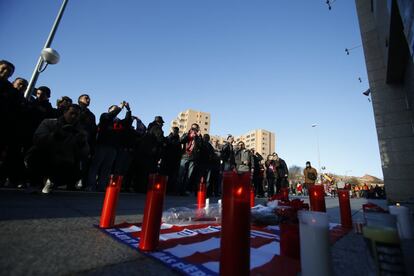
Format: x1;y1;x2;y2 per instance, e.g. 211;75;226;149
1;59;387;201
0;59;294;197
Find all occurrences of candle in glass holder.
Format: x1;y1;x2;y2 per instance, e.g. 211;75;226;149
338;189;352;228
309;185;326;212
299;211;333;276
99;175;123;228
220;171;251;276
389;204;413;239
280;223;300;260
139;174;167;251
197;178;207;209
250;184;255;208
281;187;289;201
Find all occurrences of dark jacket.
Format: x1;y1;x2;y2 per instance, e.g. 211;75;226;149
220;142;235;170
180;131;203;162
96;109;131;147
276;158;289;178
199;140;216;168
265;159;277;179
33;117;89;166
78;105;97;149
140;121;165;160
252;153;263;172
234;148;252;172
26;99;57;144
0;80;20;145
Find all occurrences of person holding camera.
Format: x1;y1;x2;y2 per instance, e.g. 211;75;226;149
178;123;203;195
87;101;131;191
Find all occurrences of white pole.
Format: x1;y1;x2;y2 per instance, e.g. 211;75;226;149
24;0;69;100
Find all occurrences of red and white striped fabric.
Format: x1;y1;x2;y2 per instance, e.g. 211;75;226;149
100;222;348;276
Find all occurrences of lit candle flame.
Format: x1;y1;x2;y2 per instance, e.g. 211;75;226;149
155;183;161;190
396;203;400;207
236;187;243;196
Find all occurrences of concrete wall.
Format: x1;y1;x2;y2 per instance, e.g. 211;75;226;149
355;0;414;208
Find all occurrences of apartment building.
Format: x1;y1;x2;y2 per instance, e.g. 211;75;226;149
171;109;211;136
211;129;276;157
235;129;276;157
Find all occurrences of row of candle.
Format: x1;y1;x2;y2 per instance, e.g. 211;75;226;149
99;172;412;276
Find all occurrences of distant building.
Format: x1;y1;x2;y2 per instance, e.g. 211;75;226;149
356;0;414;208
211;129;276;157
171;109;211;136
235;129;276;157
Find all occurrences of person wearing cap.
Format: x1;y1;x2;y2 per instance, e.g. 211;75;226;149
303;161;318;192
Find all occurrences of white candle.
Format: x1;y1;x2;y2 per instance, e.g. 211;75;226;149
389;204;413;239
298;211;333;276
205;198;210;208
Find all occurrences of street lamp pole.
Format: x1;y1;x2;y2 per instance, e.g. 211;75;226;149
24;0;69;100
312;124;321;181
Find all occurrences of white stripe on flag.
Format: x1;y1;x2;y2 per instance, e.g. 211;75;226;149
200;241;280;272
159;229;198;241
329;223;340;229
250;241;280;269
251;230;278;239
161;223;173;229
119;225;141;233
163;237;220;258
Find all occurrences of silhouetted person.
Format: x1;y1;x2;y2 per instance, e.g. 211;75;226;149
251;149;264;197
178;123;202;195
27;104;89;191
164;127;182;194
87;102;130;191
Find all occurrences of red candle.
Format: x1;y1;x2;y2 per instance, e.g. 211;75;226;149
309;185;326;212
220;171;251;276
281;187;289;201
99;175;123;228
250;184;255;208
197;177;207;209
139;174;167;251
338;189;352;228
280;223;300;260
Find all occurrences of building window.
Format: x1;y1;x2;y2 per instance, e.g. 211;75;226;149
251;134;255;137
251;138;255;141
262;147;265;150
205;122;208;125
204;128;207;131
246;135;250;138
205;116;208;120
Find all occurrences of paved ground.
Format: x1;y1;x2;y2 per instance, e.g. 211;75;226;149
0;188;409;275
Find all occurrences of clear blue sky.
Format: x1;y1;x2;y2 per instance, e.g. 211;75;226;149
0;0;382;178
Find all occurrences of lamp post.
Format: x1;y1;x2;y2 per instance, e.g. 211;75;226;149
24;0;69;100
312;124;321;183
